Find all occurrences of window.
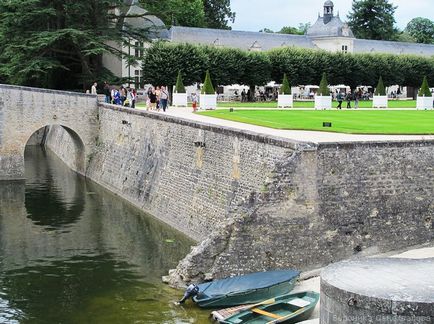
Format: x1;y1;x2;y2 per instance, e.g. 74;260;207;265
134;42;144;58
134;70;143;89
342;45;348;53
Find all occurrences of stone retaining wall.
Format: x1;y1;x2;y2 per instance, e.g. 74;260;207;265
44;104;434;286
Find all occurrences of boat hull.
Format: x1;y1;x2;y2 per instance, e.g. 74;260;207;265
219;291;319;324
195;278;298;308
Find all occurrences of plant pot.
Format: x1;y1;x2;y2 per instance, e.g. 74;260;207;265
416;96;433;110
172;92;188;107
373;95;388;108
278;94;293;108
315;95;332;110
200;94;217;110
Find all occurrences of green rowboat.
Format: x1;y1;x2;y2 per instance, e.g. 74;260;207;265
219;291;319;323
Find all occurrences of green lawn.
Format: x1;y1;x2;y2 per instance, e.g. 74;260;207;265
198;110;434;134
217;100;417;109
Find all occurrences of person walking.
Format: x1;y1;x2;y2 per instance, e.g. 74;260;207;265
336;92;343;109
126;88;133;107
131;89;137;108
354;89;361;109
120;86;127;106
103;82;110;103
160;86;169;112
91;82;97;95
241;89;246;102
113;88;121;105
155;86;161;111
346;91;352;109
191;92;198;112
149;88;157;110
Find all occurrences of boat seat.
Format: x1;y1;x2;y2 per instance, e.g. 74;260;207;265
251;308;282;320
287;298;311;307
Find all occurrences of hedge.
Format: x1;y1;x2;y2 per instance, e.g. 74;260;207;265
175;71;186;93
202;70;215;94
418;76;432;97
142;42;434;89
280;73;291;94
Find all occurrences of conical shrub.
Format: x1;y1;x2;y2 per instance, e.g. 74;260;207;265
201;70;215;95
418;76;432;97
374;76;386;96
280;73;291;95
318;72;329;96
175;71;186;93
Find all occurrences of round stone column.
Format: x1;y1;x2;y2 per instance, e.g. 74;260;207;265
320;258;434;323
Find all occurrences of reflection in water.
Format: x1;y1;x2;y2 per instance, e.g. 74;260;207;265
0;146;209;323
25;147;84;229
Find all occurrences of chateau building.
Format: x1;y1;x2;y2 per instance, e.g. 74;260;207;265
105;0;434;87
169;1;434;56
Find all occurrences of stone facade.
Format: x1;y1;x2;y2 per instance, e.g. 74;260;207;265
0;84;99;179
42;104;433;287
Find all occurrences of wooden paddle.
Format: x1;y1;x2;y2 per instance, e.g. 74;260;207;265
239;297;276;311
265;307;305;324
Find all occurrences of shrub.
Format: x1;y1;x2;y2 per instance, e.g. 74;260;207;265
175;71;186;93
374;76;386;96
280;73;291;94
418;76;432;97
318;72;330;96
201;70;215;94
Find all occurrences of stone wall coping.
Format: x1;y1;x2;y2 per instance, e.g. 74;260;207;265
0;84;97;99
99;103;311;150
317;139;434;149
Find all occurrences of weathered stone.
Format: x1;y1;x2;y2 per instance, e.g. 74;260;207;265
0;84;99;178
40;103;434;286
320;258;434;323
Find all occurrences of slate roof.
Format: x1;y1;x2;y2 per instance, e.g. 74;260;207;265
169;26;316;51
307;16;354;38
124;3;169;39
353;39;434;56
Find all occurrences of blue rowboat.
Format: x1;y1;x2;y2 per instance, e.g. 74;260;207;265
193;270;300;308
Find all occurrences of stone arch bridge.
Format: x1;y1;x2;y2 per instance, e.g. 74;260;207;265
0;84;99;180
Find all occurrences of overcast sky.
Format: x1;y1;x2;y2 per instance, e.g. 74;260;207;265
229;0;433;32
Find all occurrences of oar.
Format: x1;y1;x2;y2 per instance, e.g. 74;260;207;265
239;297;276;311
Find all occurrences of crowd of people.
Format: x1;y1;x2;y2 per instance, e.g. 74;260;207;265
89;82;138;108
336;89;363;109
103;82;137;108
145;86;170;112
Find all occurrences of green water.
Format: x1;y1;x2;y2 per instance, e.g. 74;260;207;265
0;146;210;323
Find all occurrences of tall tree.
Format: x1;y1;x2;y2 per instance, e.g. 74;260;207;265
0;0;152;89
203;0;235;30
347;0;398;40
405;17;434;44
140;0;205;27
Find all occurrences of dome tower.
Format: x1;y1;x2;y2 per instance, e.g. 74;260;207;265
323;0;334;24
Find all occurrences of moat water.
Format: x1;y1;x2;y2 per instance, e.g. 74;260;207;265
0;146;210;323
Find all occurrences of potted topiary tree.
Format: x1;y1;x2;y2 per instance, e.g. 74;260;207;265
315;72;332;110
416;76;433;110
373;76;388;108
278;73;293;108
200;70;217;110
173;71;188;107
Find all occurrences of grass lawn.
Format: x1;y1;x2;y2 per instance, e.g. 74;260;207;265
198;110;434;134
217;100;417;109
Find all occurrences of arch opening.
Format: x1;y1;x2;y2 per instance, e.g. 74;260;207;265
25;125;86;175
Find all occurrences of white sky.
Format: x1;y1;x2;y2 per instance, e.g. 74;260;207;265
229;0;434;32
